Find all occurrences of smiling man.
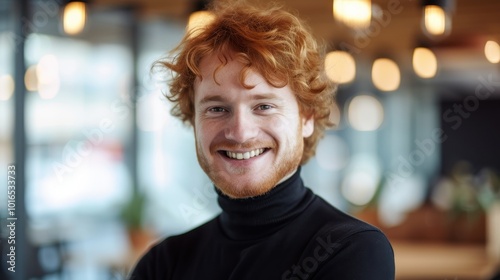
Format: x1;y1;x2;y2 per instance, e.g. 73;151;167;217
130;1;394;279
194;52;314;199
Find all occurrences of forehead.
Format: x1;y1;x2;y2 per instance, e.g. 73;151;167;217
196;52;262;86
193;51;296;104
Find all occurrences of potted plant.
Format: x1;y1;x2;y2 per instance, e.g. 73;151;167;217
120;190;154;262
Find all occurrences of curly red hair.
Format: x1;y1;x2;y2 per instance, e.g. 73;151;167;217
155;0;336;164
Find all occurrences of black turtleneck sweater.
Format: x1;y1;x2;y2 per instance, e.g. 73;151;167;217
130;169;395;279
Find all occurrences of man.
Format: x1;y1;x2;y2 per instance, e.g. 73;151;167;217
130;1;395;279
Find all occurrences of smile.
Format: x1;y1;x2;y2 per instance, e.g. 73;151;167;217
225;148;266;160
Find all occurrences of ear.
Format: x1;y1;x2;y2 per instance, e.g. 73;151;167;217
302;115;314;138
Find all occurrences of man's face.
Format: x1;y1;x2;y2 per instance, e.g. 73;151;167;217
193;53;314;198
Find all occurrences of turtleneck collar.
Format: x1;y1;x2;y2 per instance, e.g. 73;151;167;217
216;167;315;240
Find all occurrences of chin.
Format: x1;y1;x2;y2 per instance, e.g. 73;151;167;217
214;176;278;199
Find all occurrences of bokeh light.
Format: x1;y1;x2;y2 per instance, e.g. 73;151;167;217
63;1;87;35
372;58;400;91
485;40;500;64
0;74;15;101
333;0;372;29
325;50;356;84
423;5;448;36
187;11;215;37
348;95;384;131
36;54;60;99
25;65;38;92
413;47;438;78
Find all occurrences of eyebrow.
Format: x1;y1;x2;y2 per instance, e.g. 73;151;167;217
198;93;281;105
252;93;280;101
198;95;227;105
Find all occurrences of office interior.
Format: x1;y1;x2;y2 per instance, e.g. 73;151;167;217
0;0;499;279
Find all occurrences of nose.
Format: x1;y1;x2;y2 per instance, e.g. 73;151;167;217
224;108;259;143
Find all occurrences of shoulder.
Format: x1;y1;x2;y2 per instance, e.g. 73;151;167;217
313;195;394;258
311;227;395;279
128;216;219;280
296;196;395;279
302;197;393;255
306;195;383;235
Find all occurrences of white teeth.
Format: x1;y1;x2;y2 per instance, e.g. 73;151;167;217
225;148;265;160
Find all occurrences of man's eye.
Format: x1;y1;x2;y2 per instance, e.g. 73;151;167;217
257;104;272;110
208;107;227;113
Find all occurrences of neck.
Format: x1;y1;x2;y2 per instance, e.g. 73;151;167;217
216;167;315;240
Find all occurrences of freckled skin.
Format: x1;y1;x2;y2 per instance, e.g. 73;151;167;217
193;52;314;198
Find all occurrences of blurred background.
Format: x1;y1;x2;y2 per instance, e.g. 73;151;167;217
0;0;499;279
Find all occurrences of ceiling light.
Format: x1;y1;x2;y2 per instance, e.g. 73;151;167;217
372;58;400;92
413;47;438;78
333;0;372;30
325;50;356;84
422;0;454;37
485;40;500;64
63;0;87;35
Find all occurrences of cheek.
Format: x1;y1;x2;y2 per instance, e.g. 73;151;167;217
195;120;217;148
194;121;206;145
265;116;299;140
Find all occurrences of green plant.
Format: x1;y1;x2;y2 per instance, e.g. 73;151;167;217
120;191;147;230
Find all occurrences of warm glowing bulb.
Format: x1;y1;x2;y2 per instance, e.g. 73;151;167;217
187;11;215;37
485;40;500;64
36;55;60;99
413;47;438;78
325;51;356;84
372;58;400;91
333;0;371;29
37;55;59;83
424;5;447;36
25;65;38;92
63;1;86;35
0;75;15;101
348;94;384;131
